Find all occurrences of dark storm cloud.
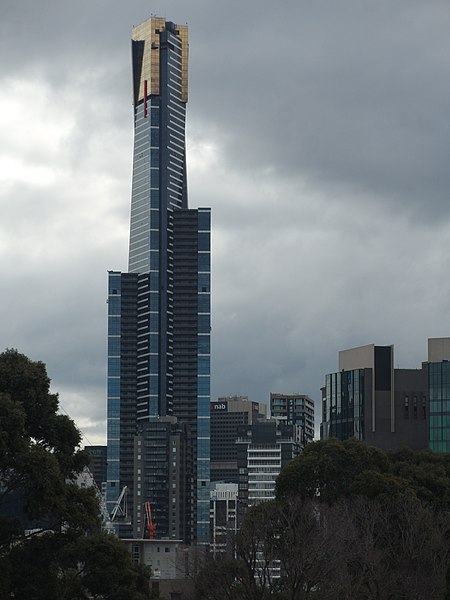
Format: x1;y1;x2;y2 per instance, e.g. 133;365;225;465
1;0;449;440
187;1;450;217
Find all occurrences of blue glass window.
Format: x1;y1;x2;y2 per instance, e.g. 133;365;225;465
151;128;159;146
198;295;210;313
149;356;159;373
198;273;210;293
108;298;121;316
150;168;160;187
198;377;210;395
151;190;160;208
197;438;210;456
150;210;159;229
108;357;120;376
198;335;210;354
150;333;159;353
150;234;159;250
197;419;210;438
108;398;120;417
198;211;210;231
108;379;120;398
107;462;119;480
198;398;210;416
150;313;159;332
197;460;210;479
107;420;120;437
198;252;210;272
150;148;160;167
198;232;210;251
198;314;210;333
108;336;120;356
198;356;210;375
108;316;120;335
108;274;121;294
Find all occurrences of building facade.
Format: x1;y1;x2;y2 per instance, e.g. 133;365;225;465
270;393;315;445
321;344;429;450
106;17;211;545
236;420;302;514
210;482;238;558
428;337;450;453
86;445;107;494
210;396;266;483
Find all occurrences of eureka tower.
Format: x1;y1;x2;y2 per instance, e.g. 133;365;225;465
106;17;211;545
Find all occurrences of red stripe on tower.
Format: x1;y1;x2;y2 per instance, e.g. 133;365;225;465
144;80;148;118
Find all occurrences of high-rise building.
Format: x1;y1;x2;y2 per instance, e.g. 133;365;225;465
428;337;450;453
270;393;315;446
86;445;107;494
210;396;266;483
236;420;302;512
106;17;211;545
321;344;429;450
210;482;238;558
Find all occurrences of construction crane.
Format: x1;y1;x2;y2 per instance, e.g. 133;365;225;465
110;486;130;522
143;500;157;539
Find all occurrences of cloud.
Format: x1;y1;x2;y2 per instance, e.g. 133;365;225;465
0;0;449;445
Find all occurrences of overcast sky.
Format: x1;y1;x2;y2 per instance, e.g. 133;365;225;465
1;0;449;444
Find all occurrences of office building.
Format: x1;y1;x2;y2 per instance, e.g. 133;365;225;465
236;420;302;513
428;337;450;453
321;344;428;450
270;393;315;446
106;17;211;545
210;482;238;558
86;445;107;493
210;396;266;483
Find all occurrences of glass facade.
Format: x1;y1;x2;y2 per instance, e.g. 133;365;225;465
196;209;211;543
106;272;122;516
106;18;210;545
429;362;450;452
323;369;365;441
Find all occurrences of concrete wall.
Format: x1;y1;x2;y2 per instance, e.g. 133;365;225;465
339;344;375;371
428;337;450;362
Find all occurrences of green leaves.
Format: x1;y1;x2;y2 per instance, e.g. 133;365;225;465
276;438;450;511
0;350;153;599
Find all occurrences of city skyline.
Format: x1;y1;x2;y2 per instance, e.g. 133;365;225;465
1;1;450;445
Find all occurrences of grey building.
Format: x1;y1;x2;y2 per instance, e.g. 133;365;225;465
106;17;211;545
270;393;315;446
236;419;302;514
210;482;238;558
210;396;266;483
321;344;429;450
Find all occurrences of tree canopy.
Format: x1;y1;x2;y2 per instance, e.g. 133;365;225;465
0;349;153;599
196;438;450;600
276;437;450;510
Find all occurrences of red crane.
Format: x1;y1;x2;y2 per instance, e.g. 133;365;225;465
143;500;157;539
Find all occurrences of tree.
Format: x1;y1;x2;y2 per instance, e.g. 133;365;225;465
276;438;450;511
196;439;450;599
0;349;153;599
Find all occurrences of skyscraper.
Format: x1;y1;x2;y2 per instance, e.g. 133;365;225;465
210;396;266;483
270;393;315;446
106;17;211;545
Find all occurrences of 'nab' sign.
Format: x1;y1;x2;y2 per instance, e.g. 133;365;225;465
211;402;227;411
